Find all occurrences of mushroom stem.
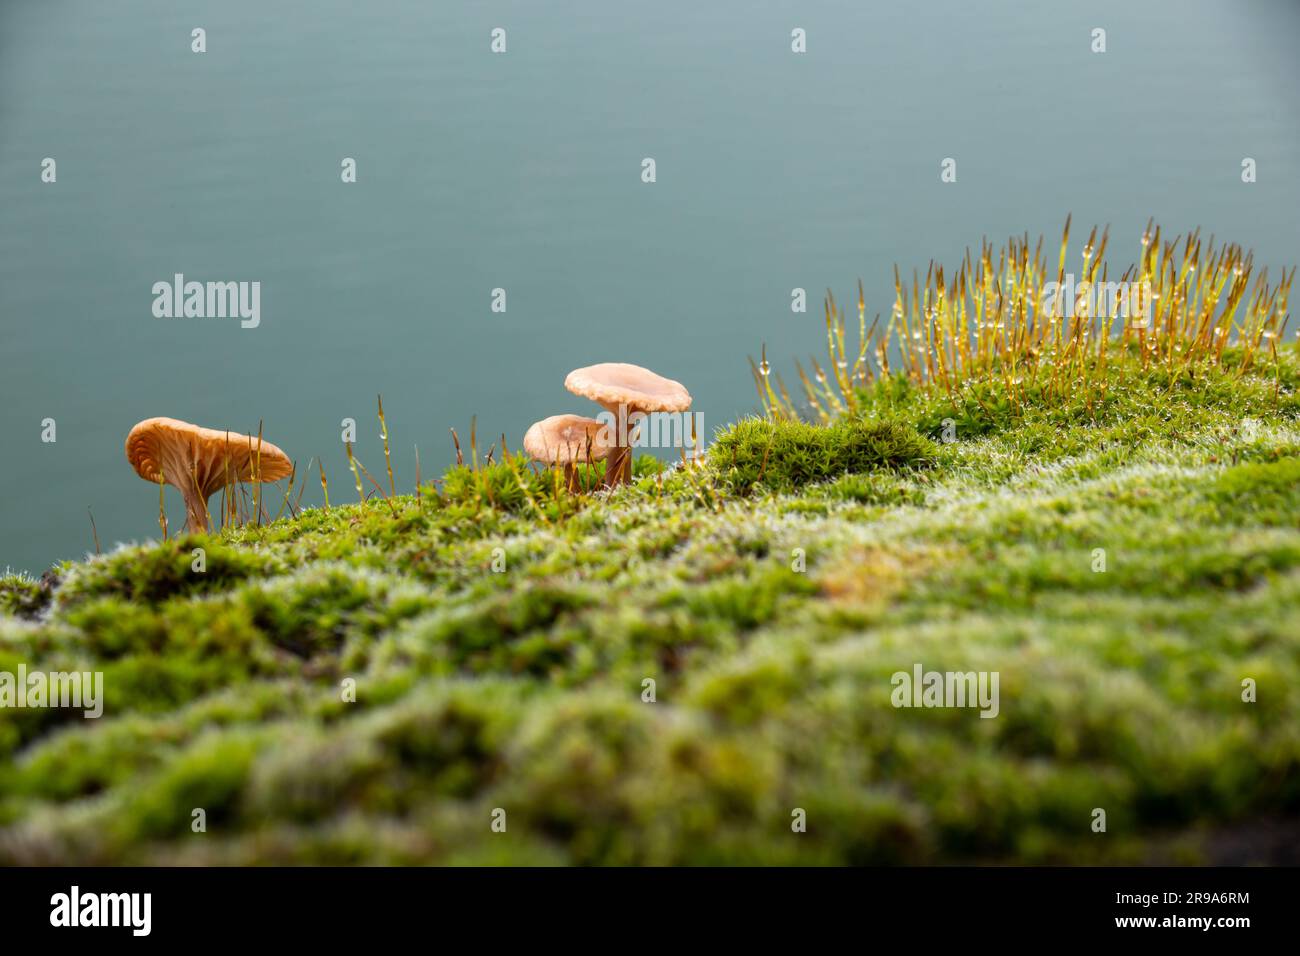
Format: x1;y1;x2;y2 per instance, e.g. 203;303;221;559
599;403;638;489
563;363;691;489
604;445;631;488
180;487;211;535
562;462;578;493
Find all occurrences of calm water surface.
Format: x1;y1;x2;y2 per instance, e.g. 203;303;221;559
2;0;1298;572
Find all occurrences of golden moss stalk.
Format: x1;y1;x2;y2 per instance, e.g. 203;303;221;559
377;394;396;498
345;442;365;505
756;218;1294;421
158;478;168;540
251;422;264;528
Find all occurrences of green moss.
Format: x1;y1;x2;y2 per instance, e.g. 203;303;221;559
708;416;936;495
56;539;279;609
119;731;263;841
1;352;1298;864
0;573;51;619
1209;458;1300;526
402;582;596;679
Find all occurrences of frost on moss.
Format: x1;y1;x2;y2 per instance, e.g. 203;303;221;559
0;573;48;619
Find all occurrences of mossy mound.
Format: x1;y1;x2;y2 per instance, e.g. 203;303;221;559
1;351;1298;864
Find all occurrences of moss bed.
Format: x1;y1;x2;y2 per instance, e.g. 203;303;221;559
1;351;1298;864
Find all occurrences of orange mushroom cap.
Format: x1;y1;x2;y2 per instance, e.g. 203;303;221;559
126;417;292;494
126;418;292;533
564;363;692;413
522;414;612;465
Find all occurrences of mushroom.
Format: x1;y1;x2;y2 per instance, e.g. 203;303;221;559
125;417;292;533
522;414;611;491
564;363;692;487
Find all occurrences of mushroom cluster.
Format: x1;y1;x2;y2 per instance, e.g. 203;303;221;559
524;363;692;488
125;417;292;533
124;363;691;534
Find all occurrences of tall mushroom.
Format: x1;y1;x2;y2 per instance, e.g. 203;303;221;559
522;414;611;491
125;417;292;533
564;363;692;487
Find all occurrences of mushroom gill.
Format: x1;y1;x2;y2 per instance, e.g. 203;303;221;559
125;417;292;533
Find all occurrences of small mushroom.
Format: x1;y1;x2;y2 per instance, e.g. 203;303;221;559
522;414;611;491
125;417;292;533
564;363;692;487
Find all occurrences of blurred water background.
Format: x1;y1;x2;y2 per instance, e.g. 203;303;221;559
2;0;1298;572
